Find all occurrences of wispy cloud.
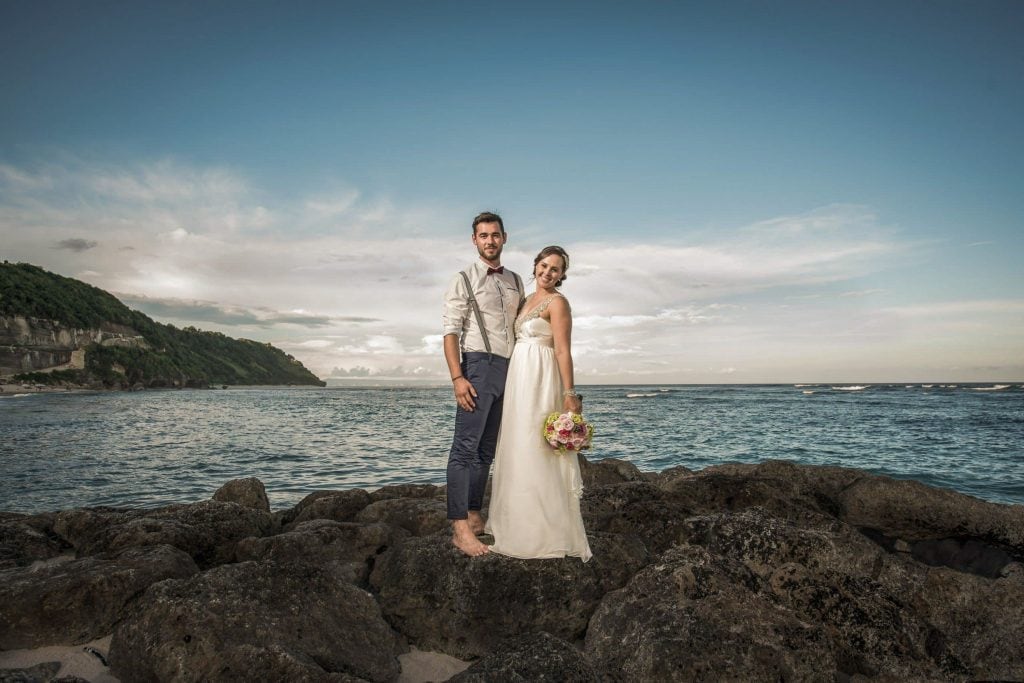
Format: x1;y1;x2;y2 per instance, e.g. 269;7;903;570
116;294;362;328
54;238;98;252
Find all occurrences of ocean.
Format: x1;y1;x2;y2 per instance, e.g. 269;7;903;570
1;384;1022;513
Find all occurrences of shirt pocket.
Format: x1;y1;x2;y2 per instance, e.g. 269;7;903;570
498;279;522;299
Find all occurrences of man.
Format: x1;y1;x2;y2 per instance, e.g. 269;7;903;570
442;211;523;557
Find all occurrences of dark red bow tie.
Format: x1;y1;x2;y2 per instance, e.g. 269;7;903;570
487;266;504;275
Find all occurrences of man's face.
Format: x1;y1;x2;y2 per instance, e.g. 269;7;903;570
472;221;506;263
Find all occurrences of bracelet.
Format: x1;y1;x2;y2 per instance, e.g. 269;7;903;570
563;389;580;398
451;376;463;382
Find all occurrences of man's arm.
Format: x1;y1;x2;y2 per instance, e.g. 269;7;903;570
444;333;477;412
442;273;477;412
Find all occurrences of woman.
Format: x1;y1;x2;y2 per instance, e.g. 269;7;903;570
485;246;592;562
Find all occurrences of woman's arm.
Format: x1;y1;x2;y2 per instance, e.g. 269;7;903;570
548;296;583;413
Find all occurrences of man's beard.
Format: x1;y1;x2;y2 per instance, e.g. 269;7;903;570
477;244;502;260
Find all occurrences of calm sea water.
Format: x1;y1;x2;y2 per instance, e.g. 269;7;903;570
1;384;1022;513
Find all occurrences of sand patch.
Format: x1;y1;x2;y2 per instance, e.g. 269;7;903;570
0;635;118;682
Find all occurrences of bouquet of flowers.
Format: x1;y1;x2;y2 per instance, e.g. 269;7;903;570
543;412;594;453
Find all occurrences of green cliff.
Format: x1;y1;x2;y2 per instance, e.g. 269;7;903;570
0;262;325;388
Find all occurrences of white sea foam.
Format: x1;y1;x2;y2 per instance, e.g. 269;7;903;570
972;384;1010;391
626;393;660;398
802;390;816;395
0;393;31;398
922;384;934;388
832;385;867;391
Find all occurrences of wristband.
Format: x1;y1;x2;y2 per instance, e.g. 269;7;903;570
451;376;463;382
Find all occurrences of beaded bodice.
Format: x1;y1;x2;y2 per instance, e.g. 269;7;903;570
515;293;562;337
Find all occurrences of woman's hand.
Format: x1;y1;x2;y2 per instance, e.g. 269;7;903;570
562;394;582;414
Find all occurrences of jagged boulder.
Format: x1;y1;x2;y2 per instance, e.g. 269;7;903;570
369;483;444;503
283;489;372;528
579;456;646;488
585;544;841;681
53;501;273;567
235;519;402;585
51;507;145;553
0;514;66;569
643;464;695;488
449;632;598;682
584;504;1013;681
837;475;1024;550
211;477;270;513
0;661;62;682
875;555;1024;680
354;498;448;536
662;464;836;523
374;531;648;658
580;481;694;555
0;544;199;649
109;558;403;683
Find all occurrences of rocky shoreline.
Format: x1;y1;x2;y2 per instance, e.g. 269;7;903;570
2;459;1022;682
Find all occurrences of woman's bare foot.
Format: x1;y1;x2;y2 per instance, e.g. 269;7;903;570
468;510;486;535
451;519;489;557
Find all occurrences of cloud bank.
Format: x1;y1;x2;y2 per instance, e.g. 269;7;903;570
2;158;1019;383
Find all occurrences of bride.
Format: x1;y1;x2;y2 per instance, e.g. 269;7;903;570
485;246;592;562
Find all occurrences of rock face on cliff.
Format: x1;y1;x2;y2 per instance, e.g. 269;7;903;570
0;315;147;375
1;462;1022;682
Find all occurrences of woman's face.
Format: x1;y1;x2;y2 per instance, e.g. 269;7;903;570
535;254;565;289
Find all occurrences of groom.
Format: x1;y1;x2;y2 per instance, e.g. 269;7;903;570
442;211;523;557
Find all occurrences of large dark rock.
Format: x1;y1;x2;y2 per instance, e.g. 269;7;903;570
368;483;444;503
50;507;145;553
837;475;1024;551
235;519;401;585
585;544;841;681
374;531;647;659
354;498;448;536
0;544;199;649
581;481;694;556
585;506;996;681
0;514;66;569
284;489;373;528
108;558;403;683
579;456;646;488
662;462;838;523
449;632;598;682
211;477;270;513
0;661;62;683
876;555;1024;680
53;501;273;568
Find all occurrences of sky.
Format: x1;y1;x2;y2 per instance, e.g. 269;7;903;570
1;0;1022;384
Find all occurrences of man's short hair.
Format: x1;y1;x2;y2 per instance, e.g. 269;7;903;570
472;211;504;235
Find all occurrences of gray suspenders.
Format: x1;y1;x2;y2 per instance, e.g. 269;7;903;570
459;270;525;360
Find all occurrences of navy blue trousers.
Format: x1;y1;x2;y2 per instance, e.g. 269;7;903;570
446;352;509;520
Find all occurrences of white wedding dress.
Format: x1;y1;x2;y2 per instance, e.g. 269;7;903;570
486;294;592;562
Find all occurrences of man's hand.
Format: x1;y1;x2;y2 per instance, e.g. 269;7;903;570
454;377;478;412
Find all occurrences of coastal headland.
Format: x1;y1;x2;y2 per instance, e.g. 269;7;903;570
2;459;1022;682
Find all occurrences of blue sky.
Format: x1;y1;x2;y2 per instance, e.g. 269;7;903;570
2;1;1021;383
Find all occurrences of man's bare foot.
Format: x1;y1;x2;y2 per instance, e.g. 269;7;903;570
468;510;486;535
451;519;489;557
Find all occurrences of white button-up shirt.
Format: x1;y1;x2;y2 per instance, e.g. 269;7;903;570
443;260;523;359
